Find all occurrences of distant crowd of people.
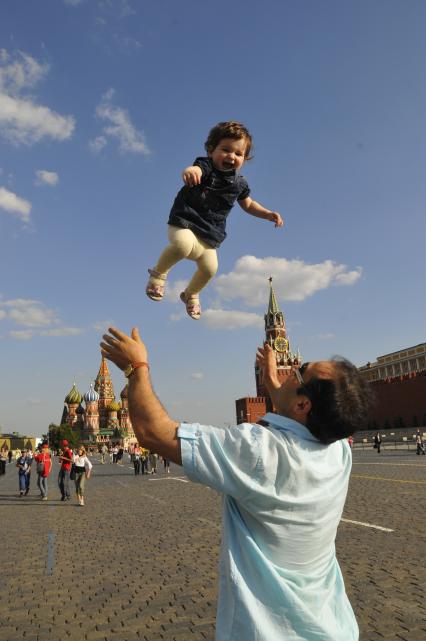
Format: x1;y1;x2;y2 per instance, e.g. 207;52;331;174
0;440;171;502
8;439;92;505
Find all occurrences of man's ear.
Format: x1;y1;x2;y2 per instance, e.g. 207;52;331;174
293;395;312;421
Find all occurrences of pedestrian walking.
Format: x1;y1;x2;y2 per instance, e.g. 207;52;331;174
34;442;52;500
374;432;381;454
140;448;148;474
16;449;32;496
0;448;7;475
58;439;73;501
8;450;13;464
149;452;158;474
416;431;425;455
100;444;108;464
133;445;141;475
163;456;170;473
72;446;92;506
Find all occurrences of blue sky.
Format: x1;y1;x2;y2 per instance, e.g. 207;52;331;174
1;0;425;437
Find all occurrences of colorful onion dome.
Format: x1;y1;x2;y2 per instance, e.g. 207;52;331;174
120;384;128;399
107;401;121;412
76;403;85;415
84;382;100;403
65;383;83;405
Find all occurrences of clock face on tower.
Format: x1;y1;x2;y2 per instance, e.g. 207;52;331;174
274;336;288;353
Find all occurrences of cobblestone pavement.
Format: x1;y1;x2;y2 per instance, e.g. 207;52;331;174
1;449;425;641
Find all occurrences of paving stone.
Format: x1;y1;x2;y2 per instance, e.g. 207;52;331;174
1;451;425;640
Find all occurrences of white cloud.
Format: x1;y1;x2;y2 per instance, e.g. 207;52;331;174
5;299;58;327
169;311;185;322
202;309;264;330
89;135;107;153
0;49;49;94
214;256;362;306
35;170;59;186
92;320;114;332
0;93;75;145
316;332;335;340
0;50;75;145
64;0;84;5
8;326;83;340
163;279;188;302
9;330;34;341
26;397;42;405
0;187;31;222
93;88;149;154
334;270;362;285
119;0;136;17
113;35;142;51
0;296;85;339
191;372;204;380
39;327;84;336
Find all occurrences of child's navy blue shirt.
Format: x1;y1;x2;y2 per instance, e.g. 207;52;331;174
168;157;251;248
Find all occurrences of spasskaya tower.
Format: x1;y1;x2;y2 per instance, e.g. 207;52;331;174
235;278;301;424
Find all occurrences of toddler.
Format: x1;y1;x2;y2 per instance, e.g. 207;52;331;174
146;121;283;319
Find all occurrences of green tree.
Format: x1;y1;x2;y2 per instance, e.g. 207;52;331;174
412;415;419;428
48;423;81;451
383;419;391;430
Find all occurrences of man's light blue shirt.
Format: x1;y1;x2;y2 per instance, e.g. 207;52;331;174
178;413;358;641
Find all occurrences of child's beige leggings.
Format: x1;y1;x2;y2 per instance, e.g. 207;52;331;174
153;225;218;295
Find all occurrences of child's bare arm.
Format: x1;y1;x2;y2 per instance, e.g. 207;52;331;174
239;197;283;227
182;165;202;187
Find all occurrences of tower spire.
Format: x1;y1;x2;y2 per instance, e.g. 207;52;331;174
267;276;280;315
95;356;115;429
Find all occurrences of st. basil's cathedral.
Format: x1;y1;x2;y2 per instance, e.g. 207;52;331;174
60;358;137;448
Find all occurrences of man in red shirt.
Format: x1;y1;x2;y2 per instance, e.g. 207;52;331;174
34;442;52;501
58;439;73;501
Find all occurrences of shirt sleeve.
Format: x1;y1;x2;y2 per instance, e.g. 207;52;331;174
237;176;250;201
193;157;212;177
178;422;264;500
84;457;93;471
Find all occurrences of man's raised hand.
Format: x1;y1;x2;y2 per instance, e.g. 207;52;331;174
256;342;280;390
100;327;148;371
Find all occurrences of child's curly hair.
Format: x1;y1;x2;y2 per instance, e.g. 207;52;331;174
204;121;253;160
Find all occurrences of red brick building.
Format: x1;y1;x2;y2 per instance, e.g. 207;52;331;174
359;344;426;429
235;279;301;424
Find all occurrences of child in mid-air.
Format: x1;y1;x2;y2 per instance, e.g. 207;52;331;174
146;121;283;319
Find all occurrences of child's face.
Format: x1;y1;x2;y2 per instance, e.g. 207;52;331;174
209;137;247;172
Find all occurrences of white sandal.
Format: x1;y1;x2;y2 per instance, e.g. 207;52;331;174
146;269;166;301
180;291;201;320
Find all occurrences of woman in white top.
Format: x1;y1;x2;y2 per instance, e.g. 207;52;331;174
73;445;93;506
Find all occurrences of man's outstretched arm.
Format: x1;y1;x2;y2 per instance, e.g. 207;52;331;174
100;327;182;465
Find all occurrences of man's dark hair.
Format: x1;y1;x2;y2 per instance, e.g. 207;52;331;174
204;121;253;159
298;357;375;444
